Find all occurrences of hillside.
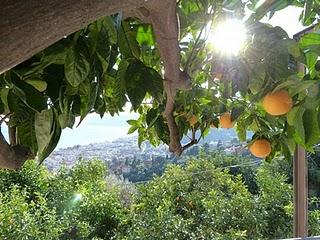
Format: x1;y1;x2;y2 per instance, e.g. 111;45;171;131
45;128;244;170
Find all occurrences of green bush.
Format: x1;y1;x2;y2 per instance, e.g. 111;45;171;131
0;187;68;239
0;154;319;239
0;159;128;240
121;158;294;239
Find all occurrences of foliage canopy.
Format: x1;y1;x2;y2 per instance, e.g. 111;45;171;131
1;0;320;166
1;154;319;239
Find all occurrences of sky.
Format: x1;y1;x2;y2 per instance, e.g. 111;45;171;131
56;109;138;148
262;6;304;37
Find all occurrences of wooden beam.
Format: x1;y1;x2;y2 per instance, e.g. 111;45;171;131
293;145;308;237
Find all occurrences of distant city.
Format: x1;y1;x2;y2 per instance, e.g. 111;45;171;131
46;128;253;180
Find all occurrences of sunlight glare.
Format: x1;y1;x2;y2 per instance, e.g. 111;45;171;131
74;193;82;202
208;19;247;56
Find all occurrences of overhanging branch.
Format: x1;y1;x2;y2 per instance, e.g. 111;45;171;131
1;0;193;159
0;0;153;73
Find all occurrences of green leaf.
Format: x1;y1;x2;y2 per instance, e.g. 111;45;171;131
287;105;306;145
248;64;266;94
0;88;9;112
11;77;47;112
71;95;81;115
127;125;138;134
236;116;251;142
102;16;117;44
127;119;139;126
25;79;47;92
114;59;129;108
7;89;20;113
43;65;65;106
41;40;68;65
287;105;304;126
118;21;140;59
0;98;3;114
145;68;164;103
289;80;316;96
35;109;53;154
125;60;163;110
138;134;144;148
299;33;320;49
283;39;300;58
146;108;159;129
58;112;75;129
231;107;244;121
41;119;61;164
125;61;148;110
136;24;155;46
154;116;170;144
285;137;296;155
250;0;291;21
35;109;61;162
79;82;99;125
303;108;320;147
17;118;38;155
272;79;297;93
65;45;91;87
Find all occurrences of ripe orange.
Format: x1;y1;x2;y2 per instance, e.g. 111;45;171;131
249;139;272;158
188;115;198;126
219;113;234;128
262;90;293;116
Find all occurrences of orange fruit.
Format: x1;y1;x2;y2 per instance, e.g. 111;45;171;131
262;90;293;116
188;115;198;126
249;139;272;158
219;113;234;128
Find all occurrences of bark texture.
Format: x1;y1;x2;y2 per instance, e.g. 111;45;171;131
0;0;149;74
134;0;192;155
0;130;31;170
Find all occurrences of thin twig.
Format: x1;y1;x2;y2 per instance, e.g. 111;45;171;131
0;113;12;125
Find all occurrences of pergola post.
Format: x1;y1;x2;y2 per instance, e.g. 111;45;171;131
291;27;313;237
293;145;308;237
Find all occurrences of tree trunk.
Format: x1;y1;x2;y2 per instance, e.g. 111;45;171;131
0;0;150;74
0;130;31;170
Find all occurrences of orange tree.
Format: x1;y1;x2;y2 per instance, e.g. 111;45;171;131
1;0;320;169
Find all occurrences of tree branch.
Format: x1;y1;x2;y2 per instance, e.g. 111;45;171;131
134;0;192;156
0;0;152;73
1;0;193;158
0;128;31;170
182;128;199;151
9;126;17;146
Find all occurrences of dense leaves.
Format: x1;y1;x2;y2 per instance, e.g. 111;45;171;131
1;153;319;239
0;160;130;240
1;0;320;163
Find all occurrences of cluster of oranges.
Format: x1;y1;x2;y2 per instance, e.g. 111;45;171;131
187;90;293;158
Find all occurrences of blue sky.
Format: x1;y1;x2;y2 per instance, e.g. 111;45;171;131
57;111;138;148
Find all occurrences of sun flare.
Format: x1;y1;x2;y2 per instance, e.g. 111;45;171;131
208;19;247;56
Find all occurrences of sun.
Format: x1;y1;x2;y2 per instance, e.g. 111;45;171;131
208;19;247;56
